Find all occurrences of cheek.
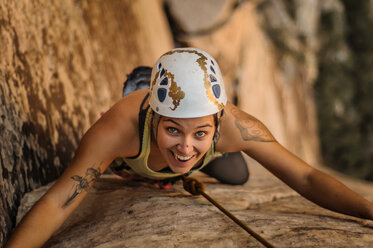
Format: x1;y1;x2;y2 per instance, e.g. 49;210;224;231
195;138;214;153
156;132;176;149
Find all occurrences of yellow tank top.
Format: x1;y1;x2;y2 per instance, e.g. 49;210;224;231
115;107;221;180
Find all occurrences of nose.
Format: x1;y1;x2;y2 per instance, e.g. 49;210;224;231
177;136;194;155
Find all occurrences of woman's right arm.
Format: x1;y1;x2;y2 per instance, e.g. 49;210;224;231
217;103;373;221
5;96;140;248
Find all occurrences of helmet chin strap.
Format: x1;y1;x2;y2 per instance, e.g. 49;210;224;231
213;109;224;143
152;111;161;141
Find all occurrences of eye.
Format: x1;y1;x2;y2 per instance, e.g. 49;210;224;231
166;127;179;134
195;131;207;138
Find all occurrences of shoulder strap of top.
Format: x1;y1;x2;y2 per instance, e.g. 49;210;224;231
138;92;150;142
127;93;151;159
139;92;150;111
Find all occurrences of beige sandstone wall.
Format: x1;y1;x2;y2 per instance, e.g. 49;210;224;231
0;0;172;244
16;168;373;247
2;0;327;245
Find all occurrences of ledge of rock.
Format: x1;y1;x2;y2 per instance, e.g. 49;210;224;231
17;158;373;248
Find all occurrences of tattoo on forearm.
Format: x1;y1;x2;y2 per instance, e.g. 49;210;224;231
63;167;101;208
231;108;276;142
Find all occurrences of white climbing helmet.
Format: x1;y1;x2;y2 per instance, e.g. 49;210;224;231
149;47;227;118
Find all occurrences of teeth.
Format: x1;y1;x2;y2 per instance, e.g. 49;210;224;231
174;153;193;161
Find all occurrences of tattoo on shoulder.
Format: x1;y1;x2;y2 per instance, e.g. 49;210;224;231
231;108;276;142
63;166;102;208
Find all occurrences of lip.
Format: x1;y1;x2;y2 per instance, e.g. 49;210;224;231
168;150;196;170
171;150;195;162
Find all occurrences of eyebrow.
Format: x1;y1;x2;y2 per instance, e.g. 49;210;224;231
163;119;213;129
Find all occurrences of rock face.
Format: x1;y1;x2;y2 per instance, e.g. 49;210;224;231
0;0;172;245
17;159;373;248
3;0;371;247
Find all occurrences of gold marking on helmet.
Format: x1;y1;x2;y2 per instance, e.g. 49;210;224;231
150;70;160;104
152;64;185;111
164;71;185;111
150;70;160;89
162;49;224;110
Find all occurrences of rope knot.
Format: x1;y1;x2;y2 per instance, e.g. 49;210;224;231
182;176;205;195
180;175;275;248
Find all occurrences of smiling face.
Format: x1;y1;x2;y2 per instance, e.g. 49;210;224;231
155;115;216;174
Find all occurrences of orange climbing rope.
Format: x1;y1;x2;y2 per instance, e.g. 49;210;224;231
181;175;276;248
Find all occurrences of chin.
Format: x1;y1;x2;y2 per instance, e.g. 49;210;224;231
169;165;192;174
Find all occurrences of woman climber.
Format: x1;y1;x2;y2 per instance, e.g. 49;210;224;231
6;47;373;247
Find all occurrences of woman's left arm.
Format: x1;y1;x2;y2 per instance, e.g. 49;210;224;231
247;141;373;220
218;103;373;220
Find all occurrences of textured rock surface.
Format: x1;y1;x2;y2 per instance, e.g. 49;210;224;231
4;0;370;247
0;0;172;244
17;159;373;248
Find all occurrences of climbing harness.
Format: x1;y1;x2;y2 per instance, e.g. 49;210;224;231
181;175;276;248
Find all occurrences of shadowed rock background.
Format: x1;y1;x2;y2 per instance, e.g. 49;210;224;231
1;0;373;247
